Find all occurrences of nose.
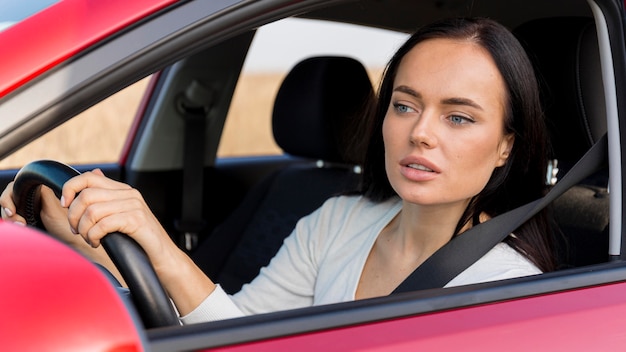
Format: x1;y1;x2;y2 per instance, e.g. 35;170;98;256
410;110;438;148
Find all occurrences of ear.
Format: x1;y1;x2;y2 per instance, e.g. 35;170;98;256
496;133;515;167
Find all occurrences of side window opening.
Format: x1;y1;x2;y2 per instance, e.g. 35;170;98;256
0;77;150;168
218;17;409;158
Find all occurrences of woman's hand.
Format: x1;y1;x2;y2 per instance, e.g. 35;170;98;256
60;169;177;269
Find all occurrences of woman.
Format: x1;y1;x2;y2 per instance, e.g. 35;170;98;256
0;17;555;323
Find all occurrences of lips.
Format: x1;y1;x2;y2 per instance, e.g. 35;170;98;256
399;156;440;182
400;156;440;173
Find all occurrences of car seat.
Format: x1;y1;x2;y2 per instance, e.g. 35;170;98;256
514;17;609;267
192;56;374;293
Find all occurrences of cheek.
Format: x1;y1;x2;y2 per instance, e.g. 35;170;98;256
452;137;502;182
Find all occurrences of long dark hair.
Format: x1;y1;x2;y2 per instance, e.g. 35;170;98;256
358;17;556;272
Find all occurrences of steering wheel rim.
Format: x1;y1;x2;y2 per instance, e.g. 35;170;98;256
12;160;180;328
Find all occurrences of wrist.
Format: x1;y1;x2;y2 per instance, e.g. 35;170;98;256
153;247;216;316
152;244;188;281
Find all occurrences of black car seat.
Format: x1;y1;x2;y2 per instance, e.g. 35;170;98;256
192;56;374;293
514;17;609;268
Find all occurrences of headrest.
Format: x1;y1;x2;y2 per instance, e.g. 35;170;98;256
272;56;373;164
514;17;607;168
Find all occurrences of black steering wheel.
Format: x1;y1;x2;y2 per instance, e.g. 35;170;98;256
12;160;179;328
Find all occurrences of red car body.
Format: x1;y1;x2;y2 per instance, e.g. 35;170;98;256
0;223;144;351
1;0;626;351
0;0;177;99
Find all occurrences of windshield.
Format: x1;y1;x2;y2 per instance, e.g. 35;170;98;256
0;0;59;31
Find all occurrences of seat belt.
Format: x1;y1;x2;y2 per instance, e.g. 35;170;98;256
175;80;213;252
393;133;608;293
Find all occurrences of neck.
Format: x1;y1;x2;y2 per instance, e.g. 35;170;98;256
386;200;470;259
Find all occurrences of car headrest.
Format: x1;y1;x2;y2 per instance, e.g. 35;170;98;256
272;56;373;165
514;17;607;169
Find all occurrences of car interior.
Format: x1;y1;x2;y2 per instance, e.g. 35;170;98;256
184;12;611;294
128;2;610;295
0;0;622;340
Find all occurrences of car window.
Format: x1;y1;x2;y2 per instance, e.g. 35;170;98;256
0;77;150;168
218;17;409;157
0;0;59;31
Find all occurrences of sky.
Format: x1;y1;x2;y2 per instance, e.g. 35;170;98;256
0;0;57;30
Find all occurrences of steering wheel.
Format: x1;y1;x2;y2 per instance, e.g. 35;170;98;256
12;160;180;329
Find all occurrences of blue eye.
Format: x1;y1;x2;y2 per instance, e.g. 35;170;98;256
449;115;473;125
450;115;464;124
393;103;414;114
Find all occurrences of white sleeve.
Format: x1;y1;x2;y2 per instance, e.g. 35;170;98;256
179;284;245;324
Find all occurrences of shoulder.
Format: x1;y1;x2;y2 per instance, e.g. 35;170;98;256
445;242;542;287
295;194;401;249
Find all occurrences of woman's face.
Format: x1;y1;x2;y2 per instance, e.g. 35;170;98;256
383;38;514;209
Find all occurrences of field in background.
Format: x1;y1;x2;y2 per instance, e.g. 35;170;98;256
0;78;150;168
0;69;383;169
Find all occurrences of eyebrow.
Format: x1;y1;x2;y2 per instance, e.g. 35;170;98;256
393;85;420;98
393;85;484;111
441;97;484;111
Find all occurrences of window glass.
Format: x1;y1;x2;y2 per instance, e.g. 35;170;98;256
0;77;150;168
218;18;409;157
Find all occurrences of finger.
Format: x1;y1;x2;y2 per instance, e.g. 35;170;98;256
0;181;15;216
1;207;27;225
40;185;60;202
39;185;73;231
67;187;146;240
77;198;151;248
67;186;147;222
61;170;131;208
0;181;27;224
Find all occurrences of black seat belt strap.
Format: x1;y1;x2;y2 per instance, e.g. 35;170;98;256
393;133;608;293
175;80;212;251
